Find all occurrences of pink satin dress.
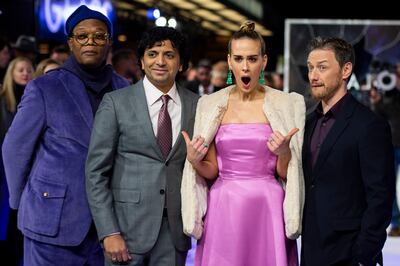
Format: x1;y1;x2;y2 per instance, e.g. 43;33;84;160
195;123;298;266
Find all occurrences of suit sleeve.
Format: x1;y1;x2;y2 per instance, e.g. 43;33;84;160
85;93;121;239
2;81;46;209
356;116;395;265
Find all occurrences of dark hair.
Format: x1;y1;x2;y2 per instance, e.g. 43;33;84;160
197;58;212;70
308;36;355;69
51;44;70;55
0;37;11;51
112;48;134;66
228;21;266;55
137;27;190;72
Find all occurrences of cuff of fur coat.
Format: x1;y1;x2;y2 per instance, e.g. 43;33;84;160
285;220;301;240
184;220;204;240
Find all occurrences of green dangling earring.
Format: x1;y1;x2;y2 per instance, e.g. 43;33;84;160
226;69;233;85
259;70;265;85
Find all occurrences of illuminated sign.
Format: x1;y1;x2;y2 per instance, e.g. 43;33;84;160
36;0;114;41
284;19;400;94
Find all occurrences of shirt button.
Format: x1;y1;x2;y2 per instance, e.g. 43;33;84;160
160;189;165;195
43;192;49;197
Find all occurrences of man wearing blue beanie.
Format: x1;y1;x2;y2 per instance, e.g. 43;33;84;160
2;4;129;265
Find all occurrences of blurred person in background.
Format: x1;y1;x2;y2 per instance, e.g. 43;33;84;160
186;59;217;95
50;44;70;65
0;56;34;266
185;61;197;82
210;60;228;90
0;57;34;131
12;35;38;65
265;71;284;91
0;37;12;82
112;48;142;84
370;63;400;237
34;58;60;78
2;5;129;265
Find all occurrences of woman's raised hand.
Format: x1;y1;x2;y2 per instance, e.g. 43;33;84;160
267;128;299;156
182;131;209;166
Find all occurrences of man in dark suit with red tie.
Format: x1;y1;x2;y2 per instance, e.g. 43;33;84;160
301;37;395;266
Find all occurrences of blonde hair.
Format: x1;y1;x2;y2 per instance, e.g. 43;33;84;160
228;20;266;55
239;20;256;32
0;57;33;113
34;58;59;78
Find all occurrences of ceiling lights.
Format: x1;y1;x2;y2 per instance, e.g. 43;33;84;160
121;0;272;36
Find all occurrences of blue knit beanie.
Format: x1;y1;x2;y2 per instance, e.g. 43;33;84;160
65;5;112;36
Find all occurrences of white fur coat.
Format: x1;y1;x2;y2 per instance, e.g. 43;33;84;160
181;85;305;240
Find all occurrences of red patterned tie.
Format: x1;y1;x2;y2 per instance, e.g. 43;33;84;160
157;95;172;158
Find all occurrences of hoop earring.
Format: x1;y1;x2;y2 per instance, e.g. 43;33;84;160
226;69;233;85
259;70;265;85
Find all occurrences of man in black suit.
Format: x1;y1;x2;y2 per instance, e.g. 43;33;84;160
186;59;221;95
301;37;395;266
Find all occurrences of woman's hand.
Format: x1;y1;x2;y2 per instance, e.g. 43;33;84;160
267;128;299;156
182;131;209;166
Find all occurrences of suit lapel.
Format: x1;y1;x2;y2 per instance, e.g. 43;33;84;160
303;111;318;180
60;73;93;130
129;81;164;159
312;96;357;179
166;86;193;161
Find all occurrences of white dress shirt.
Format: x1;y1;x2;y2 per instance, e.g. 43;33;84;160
199;84;215;96
143;76;182;146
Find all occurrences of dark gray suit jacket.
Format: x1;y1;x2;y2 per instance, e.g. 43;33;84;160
86;81;199;253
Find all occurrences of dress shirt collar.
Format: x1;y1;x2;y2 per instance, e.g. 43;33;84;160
143;76;180;107
315;92;350;118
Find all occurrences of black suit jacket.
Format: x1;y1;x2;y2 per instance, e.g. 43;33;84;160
301;95;395;266
185;79;222;95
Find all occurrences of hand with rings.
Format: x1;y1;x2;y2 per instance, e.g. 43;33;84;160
103;234;132;264
182;131;209;166
267;128;299;156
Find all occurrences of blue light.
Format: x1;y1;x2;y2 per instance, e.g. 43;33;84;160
37;0;115;40
147;8;160;21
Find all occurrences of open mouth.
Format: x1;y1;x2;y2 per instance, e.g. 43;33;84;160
241;76;251;85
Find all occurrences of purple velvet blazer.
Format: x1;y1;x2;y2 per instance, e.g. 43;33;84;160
2;68;129;246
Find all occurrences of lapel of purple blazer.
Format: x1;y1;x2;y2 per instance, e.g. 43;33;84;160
59;70;129;131
59;72;93;131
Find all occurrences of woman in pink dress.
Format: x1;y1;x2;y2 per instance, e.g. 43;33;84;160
182;21;305;266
